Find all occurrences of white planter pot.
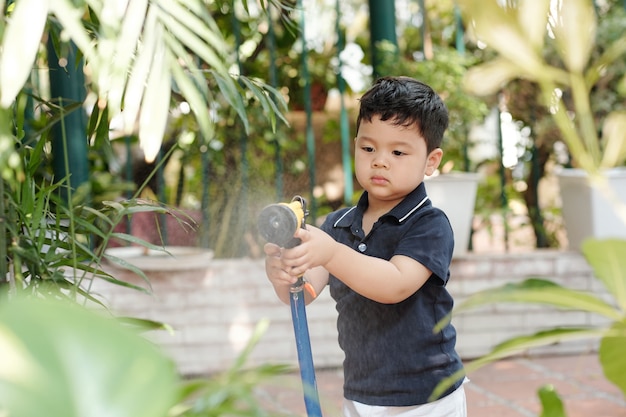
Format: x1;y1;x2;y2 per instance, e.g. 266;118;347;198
557;167;626;250
424;172;480;257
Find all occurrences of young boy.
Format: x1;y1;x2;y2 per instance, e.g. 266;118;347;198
264;76;467;416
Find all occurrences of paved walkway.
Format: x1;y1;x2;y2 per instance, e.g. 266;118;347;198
256;353;626;416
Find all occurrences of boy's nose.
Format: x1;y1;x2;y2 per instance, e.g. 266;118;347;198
372;155;389;168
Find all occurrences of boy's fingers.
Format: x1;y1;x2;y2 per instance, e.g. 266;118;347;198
294;227;309;241
264;243;281;256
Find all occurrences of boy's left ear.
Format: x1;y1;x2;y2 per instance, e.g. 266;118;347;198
425;148;443;176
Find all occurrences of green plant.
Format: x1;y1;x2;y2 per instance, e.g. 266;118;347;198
1;111;195;300
431;0;626;414
0;296;291;417
171;320;293;417
1;0;291;280
0;1;300;416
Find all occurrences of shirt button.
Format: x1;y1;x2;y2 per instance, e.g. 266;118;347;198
358;243;367;252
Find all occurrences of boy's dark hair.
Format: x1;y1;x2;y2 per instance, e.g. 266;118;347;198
356;76;449;153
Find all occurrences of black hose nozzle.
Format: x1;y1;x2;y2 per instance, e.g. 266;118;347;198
258;197;307;248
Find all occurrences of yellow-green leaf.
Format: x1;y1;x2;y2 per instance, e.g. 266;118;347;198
430;327;606;401
138;31;171;163
445;278;623;324
600;112;626;168
599;320;626;397
107;0;149;112
458;0;543;75
0;0;49;107
463;58;526;96
170;62;215;143
581;239;626;312
538;385;566;417
122;6;159;136
551;0;596;73
518;0;550;50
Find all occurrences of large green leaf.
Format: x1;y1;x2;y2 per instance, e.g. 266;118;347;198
581;239;626;312
435;278;622;333
0;297;179;417
599;320;626;397
430;326;607;401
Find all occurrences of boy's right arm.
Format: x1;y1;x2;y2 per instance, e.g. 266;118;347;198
264;242;328;305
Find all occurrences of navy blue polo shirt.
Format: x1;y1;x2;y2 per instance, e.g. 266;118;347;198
319;182;465;406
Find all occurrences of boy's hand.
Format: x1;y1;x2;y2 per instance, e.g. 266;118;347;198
279;226;335;277
264;242;299;287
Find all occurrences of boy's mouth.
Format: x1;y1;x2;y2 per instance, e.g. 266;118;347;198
371;175;389;185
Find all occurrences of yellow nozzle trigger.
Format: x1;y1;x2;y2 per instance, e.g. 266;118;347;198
279;201;305;229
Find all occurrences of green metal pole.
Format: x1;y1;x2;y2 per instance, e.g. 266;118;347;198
47;40;89;202
232;11;249;205
335;0;353;205
368;0;398;78
267;5;284;200
298;0;317;220
455;5;465;55
417;0;426;57
200;145;211;249
231;7;251;251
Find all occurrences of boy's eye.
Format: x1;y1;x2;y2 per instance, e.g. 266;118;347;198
362;146;374;152
392;150;405;156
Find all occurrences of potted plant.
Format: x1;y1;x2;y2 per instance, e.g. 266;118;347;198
432;0;626;413
460;0;626;252
552;4;626;251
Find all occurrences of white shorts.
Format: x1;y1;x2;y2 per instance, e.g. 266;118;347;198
342;379;468;417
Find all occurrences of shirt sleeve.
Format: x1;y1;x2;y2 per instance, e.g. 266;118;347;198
393;207;454;285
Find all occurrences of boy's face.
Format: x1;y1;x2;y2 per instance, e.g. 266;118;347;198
354;115;442;209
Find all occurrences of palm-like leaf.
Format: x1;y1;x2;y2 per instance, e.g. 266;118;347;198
1;0;285;164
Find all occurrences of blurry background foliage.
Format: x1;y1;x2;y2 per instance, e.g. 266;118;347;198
173;0;626;257
0;1;296;301
4;0;626;259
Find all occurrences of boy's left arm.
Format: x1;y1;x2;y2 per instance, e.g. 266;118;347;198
281;225;432;304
